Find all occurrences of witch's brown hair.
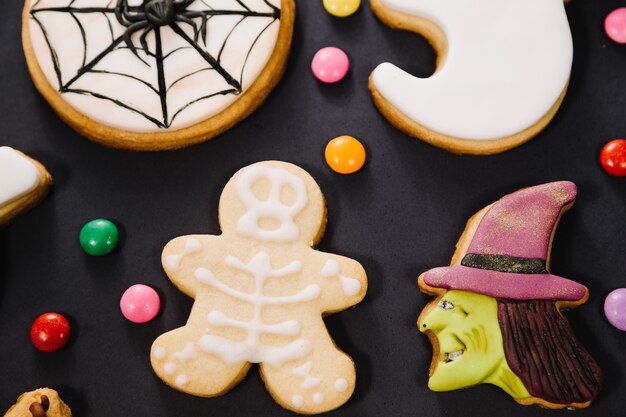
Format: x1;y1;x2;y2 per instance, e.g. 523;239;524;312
497;299;602;405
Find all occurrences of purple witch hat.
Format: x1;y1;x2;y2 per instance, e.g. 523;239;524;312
422;181;588;302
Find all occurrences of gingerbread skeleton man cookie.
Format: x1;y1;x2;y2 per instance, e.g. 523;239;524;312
151;161;367;414
0;147;52;228
369;0;573;155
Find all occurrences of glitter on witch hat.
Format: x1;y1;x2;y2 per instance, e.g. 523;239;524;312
421;181;588;302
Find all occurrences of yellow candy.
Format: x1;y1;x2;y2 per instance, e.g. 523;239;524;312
323;0;361;18
325;136;366;174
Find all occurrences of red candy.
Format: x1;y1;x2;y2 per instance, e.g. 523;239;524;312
600;139;626;176
30;312;71;352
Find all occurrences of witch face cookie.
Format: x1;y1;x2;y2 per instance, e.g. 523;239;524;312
0;147;52;227
418;182;602;409
22;0;295;151
369;0;573;155
151;161;367;414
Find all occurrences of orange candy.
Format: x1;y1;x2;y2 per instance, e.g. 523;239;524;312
325;136;366;174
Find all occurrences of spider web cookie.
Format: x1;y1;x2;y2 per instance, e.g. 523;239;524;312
23;0;295;150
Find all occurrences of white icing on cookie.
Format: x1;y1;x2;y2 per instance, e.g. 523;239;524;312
165;237;202;271
321;259;340;276
291;394;304;408
153;346;166;359
293;361;321;389
174;342;197;362
164;362;177;375
335;378;348;392
28;0;282;132
235;164;308;242
339;277;361;297
175;374;189;387
312;392;324;404
195;252;319;366
0;147;40;208
321;259;362;297
372;0;572;140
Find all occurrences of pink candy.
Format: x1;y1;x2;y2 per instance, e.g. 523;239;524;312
120;284;160;323
311;47;350;83
605;8;626;44
605;288;626;331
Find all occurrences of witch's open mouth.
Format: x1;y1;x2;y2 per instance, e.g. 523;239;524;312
442;349;464;363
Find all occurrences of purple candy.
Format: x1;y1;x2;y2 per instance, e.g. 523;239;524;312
604;288;626;331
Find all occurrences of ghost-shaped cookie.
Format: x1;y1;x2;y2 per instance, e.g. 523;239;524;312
369;0;573;155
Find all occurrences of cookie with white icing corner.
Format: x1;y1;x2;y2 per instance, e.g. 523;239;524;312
151;161;367;414
22;0;295;151
3;388;72;417
0;147;52;228
369;0;573;155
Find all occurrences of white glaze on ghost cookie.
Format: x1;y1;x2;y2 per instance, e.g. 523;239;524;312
370;0;573;153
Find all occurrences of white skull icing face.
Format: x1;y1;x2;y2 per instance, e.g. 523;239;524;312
219;162;325;244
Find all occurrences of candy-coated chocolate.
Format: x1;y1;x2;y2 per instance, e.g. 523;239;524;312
29;395;50;417
30;312;71;352
120;284;160;323
605;289;626;331
80;218;119;256
325;136;366;174
605;8;626;43
311;47;350;83
323;0;360;17
600;139;626;176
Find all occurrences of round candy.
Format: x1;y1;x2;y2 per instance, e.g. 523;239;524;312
605;8;626;44
600;139;626;176
120;284;160;323
311;47;350;83
325;136;366;174
30;312;71;352
80;218;119;256
323;0;360;18
604;288;626;331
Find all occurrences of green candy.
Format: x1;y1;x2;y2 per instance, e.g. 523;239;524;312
79;219;119;256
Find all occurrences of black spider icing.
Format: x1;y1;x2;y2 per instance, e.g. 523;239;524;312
29;0;281;129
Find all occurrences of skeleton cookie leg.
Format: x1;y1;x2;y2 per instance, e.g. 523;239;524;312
259;329;356;413
151;325;250;396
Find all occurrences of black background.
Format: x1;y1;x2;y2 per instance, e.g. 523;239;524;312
2;1;626;416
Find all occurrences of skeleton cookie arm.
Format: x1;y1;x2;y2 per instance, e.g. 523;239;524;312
313;251;367;313
162;234;226;297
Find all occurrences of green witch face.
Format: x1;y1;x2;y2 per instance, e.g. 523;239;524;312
418;290;529;398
